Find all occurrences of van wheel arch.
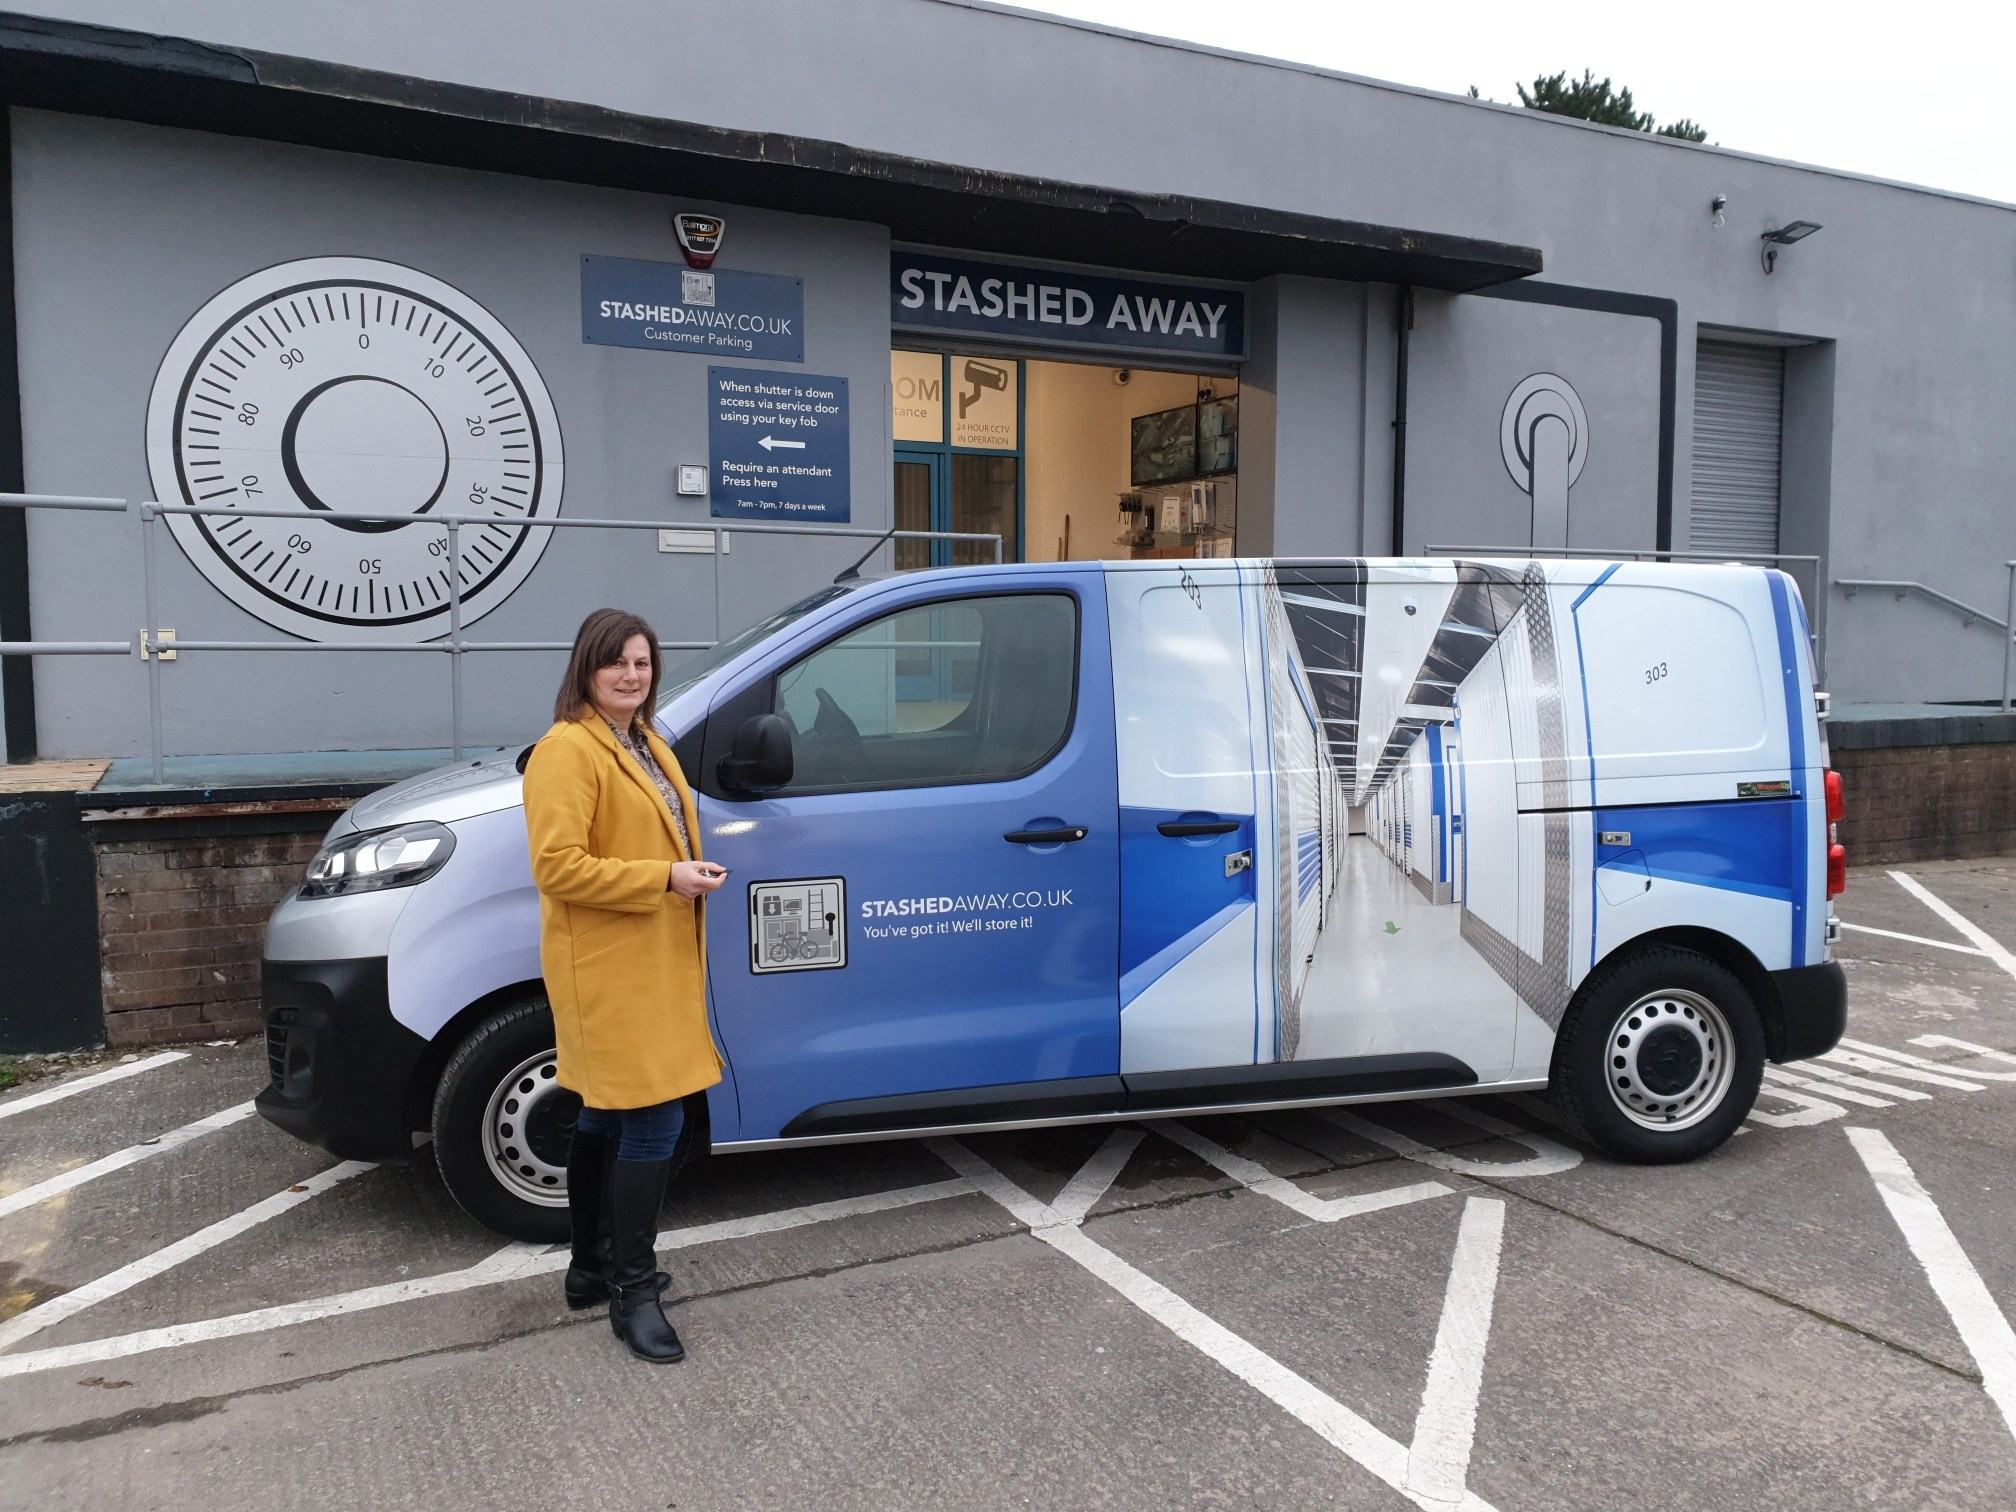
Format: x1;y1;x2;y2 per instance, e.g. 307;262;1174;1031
1590;926;1792;1063
400;980;550;1136
406;983;716;1154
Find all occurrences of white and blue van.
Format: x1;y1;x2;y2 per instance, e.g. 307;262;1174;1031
257;557;1848;1239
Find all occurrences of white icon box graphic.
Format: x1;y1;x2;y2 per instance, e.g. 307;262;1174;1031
750;877;848;973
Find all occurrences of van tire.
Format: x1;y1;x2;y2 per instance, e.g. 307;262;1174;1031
1549;945;1765;1164
431;999;576;1243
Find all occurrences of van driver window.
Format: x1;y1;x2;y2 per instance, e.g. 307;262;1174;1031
772;593;1076;792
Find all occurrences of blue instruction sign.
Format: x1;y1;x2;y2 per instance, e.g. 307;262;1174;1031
582;256;804;362
709;367;850;523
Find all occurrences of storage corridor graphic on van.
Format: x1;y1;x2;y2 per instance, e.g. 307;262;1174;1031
1106;557;1817;1086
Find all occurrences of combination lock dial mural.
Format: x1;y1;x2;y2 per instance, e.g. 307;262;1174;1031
145;257;565;641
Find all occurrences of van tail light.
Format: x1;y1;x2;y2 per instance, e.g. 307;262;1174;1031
1824;768;1846;897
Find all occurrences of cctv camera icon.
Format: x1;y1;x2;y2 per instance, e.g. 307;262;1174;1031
959;360;1010;419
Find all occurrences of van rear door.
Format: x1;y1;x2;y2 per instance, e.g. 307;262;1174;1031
693;572;1121;1141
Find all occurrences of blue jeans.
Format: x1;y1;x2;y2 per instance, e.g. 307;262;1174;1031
575;1099;686;1162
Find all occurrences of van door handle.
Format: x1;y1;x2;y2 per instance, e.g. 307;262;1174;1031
1004;826;1088;844
1157;819;1239;837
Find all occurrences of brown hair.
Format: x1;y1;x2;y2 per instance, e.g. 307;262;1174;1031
554;607;662;728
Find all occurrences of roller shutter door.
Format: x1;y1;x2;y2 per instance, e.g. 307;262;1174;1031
1690;341;1784;555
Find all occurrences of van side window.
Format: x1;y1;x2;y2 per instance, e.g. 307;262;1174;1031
771;593;1077;793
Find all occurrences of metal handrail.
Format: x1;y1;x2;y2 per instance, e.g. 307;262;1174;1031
1832;579;2006;631
1834;562;2016;711
0;492;1004;779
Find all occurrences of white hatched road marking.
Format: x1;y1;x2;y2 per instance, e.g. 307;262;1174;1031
1820;1048;1983;1092
1837;922;1986;956
1154;1120;1456;1219
0;1178;974;1379
1763;1066;1897;1109
1319;1102;1582;1180
1848;1127;2016;1444
0;1052;188;1121
933;1132;1504;1512
1902;1036;2016;1080
0;1101;256;1222
1769;1057;1931;1101
0;1160;373;1352
1888;870;2016;983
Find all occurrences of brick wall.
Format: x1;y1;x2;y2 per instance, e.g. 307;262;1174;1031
94;828;324;1047
1834;738;2016;866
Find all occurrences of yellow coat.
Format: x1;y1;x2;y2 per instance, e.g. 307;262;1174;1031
522;716;724;1110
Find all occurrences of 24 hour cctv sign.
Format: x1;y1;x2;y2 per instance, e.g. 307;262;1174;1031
891;251;1244;359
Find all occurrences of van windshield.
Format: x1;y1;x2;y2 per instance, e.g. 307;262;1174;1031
656;585;855;709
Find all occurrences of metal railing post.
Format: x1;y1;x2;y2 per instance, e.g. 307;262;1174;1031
446;518;465;761
2003;561;2015;712
137;501;166;784
711;529;723;645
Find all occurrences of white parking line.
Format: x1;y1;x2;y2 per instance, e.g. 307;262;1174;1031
1327;1101;1582;1179
1888;871;2016;983
0;1101;256;1222
1837;922;1986;956
1154;1120;1455;1219
1848;1127;2016;1444
940;1132;1502;1512
0;1052;188;1121
0;1160;373;1352
0;1178;974;1379
1407;1197;1507;1504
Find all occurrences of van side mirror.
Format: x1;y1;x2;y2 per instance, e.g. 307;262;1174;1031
717;713;793;794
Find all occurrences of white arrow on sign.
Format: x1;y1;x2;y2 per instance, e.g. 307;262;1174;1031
757;436;806;451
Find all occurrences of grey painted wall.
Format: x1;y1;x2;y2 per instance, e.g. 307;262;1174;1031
5;0;2015;722
12;111;894;757
1405;295;1664;559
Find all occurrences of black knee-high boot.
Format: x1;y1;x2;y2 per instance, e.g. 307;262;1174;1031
562;1129;613;1309
606;1156;685;1363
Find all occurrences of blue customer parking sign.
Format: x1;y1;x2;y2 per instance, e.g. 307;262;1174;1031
708;367;850;523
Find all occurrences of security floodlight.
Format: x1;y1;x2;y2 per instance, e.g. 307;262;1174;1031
1760;220;1823;274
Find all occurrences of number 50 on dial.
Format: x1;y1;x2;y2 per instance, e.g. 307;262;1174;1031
145;257;565;642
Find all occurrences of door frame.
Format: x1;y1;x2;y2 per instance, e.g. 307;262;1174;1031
891;348;1026;564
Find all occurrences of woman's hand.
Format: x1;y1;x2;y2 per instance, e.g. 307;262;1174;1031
668;861;729;899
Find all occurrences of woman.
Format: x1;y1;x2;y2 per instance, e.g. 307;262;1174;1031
523;607;728;1364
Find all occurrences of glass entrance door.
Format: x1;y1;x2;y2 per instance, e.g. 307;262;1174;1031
893;449;943;572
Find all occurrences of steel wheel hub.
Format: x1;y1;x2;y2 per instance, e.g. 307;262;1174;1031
1605;988;1734;1132
481;1050;577;1208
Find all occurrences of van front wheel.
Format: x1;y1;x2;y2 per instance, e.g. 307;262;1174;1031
431;998;577;1242
1550;946;1765;1163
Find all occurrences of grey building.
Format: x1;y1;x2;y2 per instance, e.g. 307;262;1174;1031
0;0;2011;769
4;0;2013;1053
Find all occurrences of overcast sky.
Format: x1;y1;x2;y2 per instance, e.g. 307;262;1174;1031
1017;0;2015;206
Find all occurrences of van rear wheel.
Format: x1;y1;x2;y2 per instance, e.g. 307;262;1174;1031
1549;946;1765;1163
431;998;577;1242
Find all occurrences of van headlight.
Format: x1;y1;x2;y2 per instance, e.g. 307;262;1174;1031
300;821;457;899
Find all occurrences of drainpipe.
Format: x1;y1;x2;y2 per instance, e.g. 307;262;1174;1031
1390;285;1414;556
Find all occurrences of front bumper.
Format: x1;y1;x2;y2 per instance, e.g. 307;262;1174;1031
255;957;429;1164
1765;959;1849;1063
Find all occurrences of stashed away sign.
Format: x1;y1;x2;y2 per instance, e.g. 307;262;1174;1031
891;250;1244;360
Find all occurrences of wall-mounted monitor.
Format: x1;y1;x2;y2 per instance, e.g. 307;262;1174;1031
1198;395;1238;476
1130;404;1198;487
